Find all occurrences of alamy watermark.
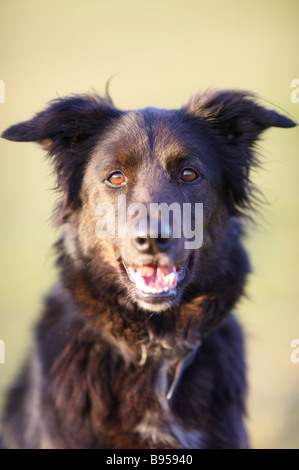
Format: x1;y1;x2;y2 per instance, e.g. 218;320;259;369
0;339;5;363
95;196;203;249
290;339;299;364
290;79;299;104
0;79;4;103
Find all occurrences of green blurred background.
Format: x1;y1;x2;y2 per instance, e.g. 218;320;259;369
0;0;298;449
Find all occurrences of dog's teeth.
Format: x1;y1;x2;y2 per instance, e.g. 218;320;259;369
125;262;184;295
140;285;168;294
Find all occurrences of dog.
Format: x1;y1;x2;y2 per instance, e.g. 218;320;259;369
0;89;296;449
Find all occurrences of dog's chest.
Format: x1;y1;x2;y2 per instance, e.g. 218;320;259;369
133;356;204;449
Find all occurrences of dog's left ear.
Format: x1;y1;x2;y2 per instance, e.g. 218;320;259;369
185;89;296;145
184;90;297;214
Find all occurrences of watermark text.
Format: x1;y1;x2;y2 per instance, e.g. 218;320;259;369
0;80;4;103
290;79;299;104
290;339;299;364
95;196;203;249
0;339;5;363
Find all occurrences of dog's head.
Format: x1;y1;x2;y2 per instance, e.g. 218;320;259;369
2;90;296;313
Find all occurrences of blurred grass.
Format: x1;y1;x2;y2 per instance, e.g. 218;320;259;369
0;0;298;448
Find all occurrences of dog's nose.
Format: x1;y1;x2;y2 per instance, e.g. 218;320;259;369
134;223;173;254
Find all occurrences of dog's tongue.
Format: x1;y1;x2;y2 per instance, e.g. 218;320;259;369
133;265;178;294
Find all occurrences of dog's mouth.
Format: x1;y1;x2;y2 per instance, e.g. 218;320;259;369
123;259;189;302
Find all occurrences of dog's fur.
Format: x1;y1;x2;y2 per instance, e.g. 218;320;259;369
0;89;296;449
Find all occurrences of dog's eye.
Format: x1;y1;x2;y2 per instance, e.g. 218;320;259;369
107;171;126;186
180;168;199;182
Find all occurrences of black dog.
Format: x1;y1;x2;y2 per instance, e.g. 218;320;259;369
0;89;296;448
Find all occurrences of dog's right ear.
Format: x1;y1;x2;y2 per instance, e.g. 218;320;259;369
2;94;122;222
1;94;120;146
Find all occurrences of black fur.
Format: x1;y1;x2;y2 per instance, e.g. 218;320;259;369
0;89;296;449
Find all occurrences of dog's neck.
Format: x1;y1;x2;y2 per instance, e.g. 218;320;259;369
136;322;202;401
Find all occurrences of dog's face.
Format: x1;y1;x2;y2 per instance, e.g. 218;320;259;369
2;90;296;313
82;108;224;311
